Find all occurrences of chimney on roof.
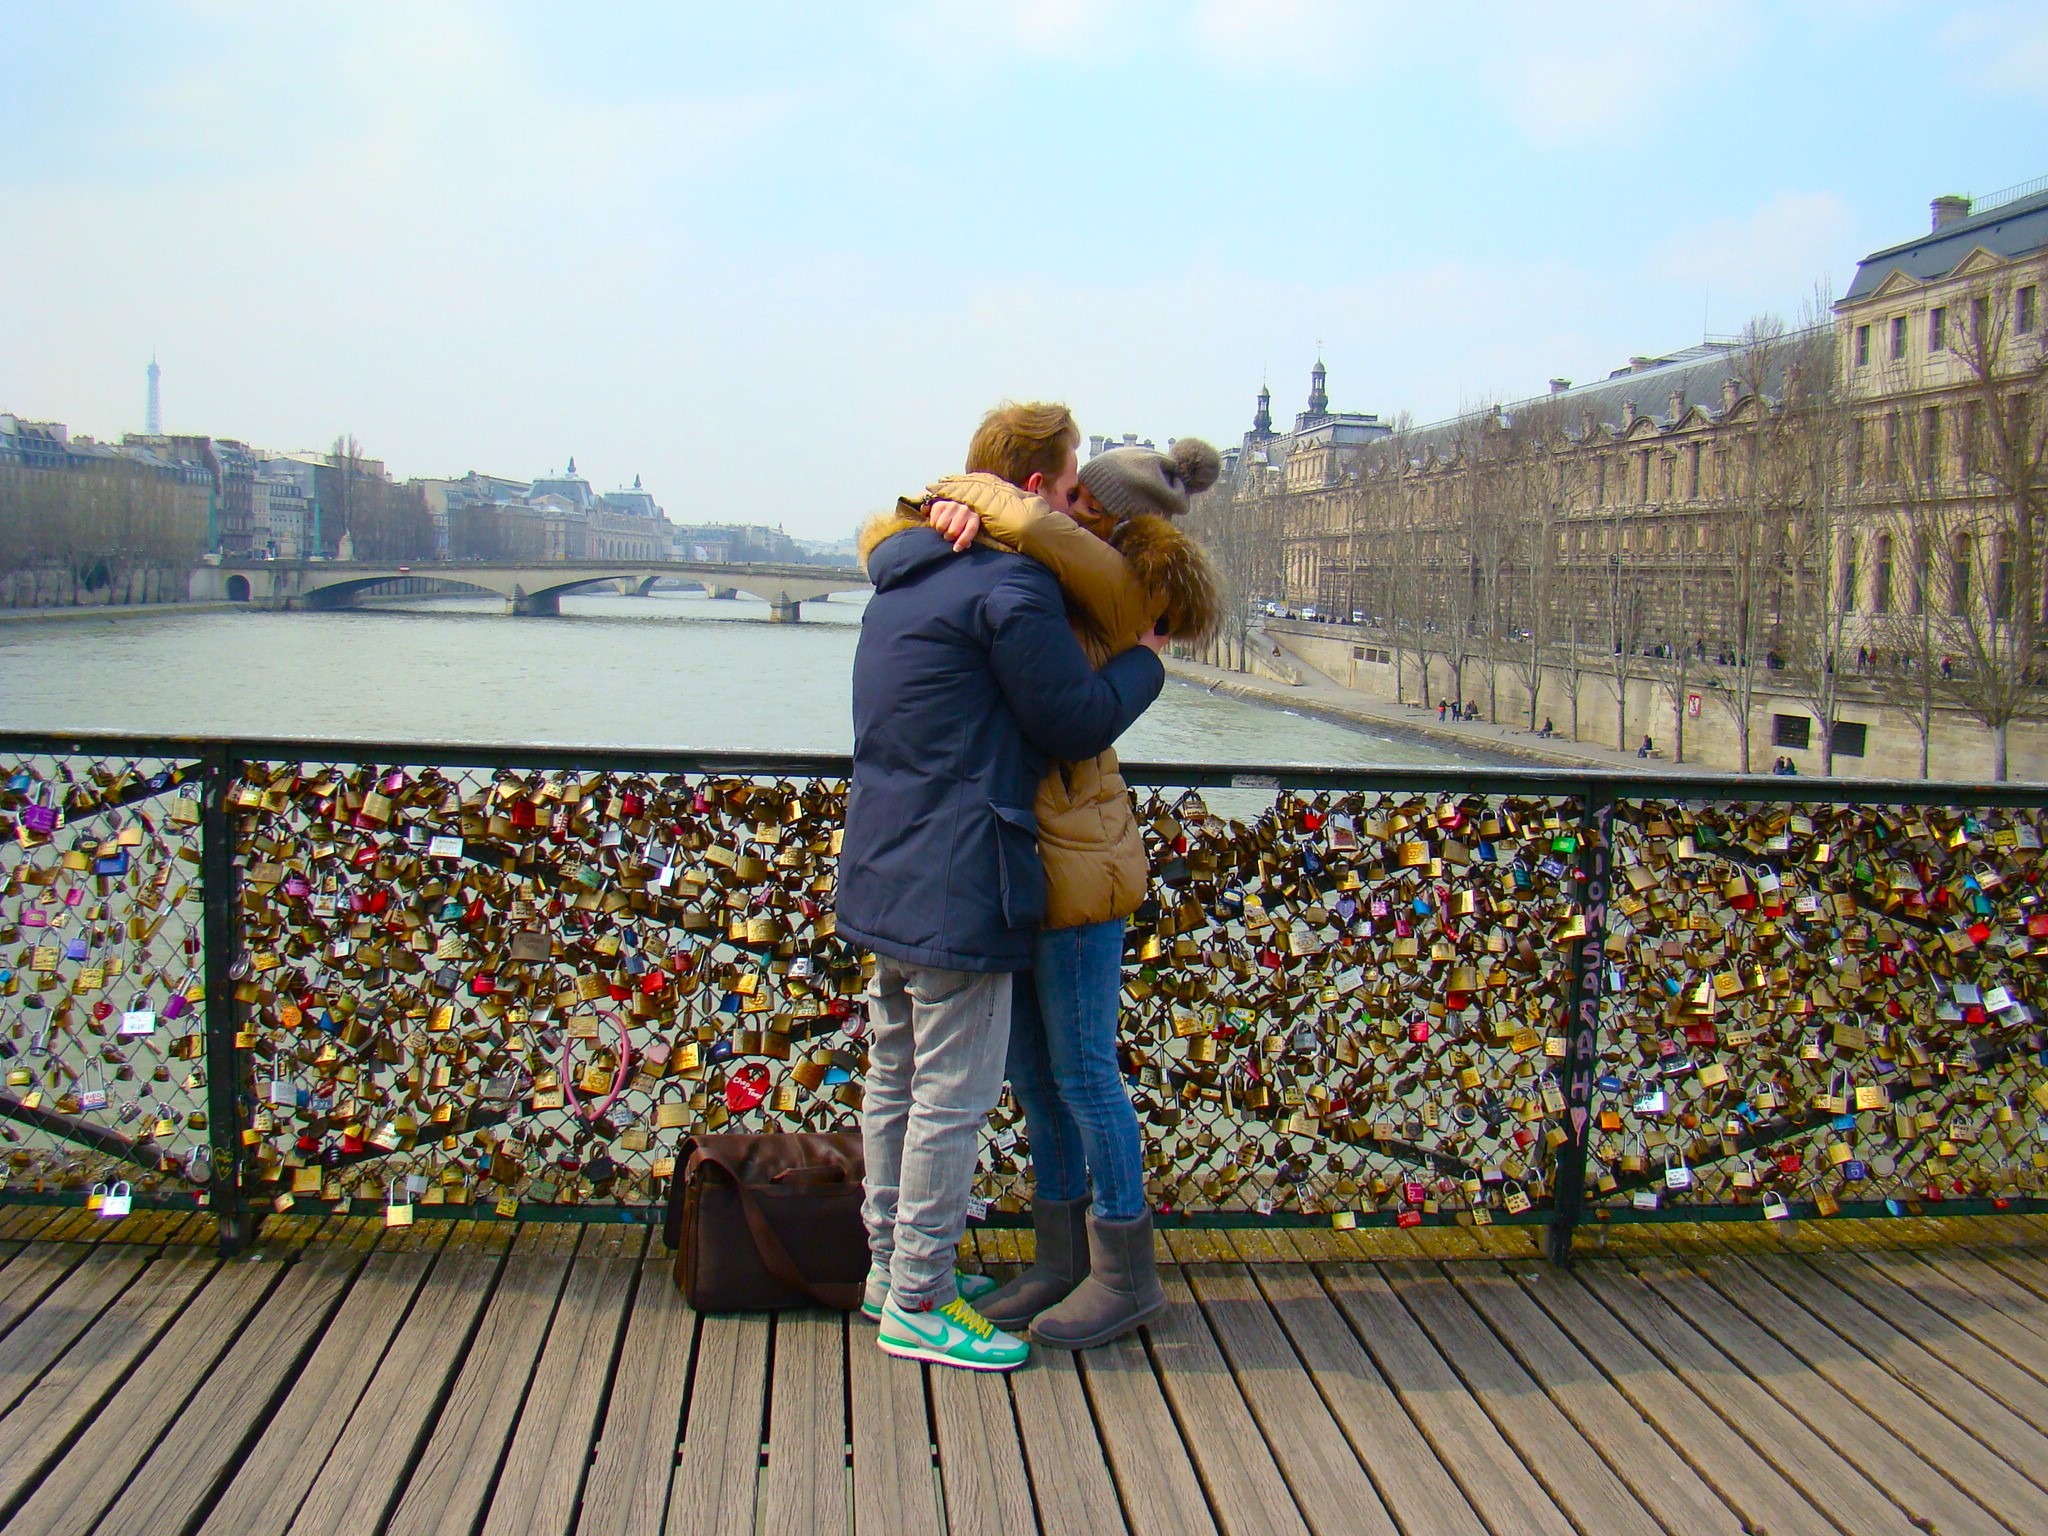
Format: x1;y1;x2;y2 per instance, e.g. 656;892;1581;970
1548;378;1571;394
1669;390;1686;422
1722;376;1740;412
1088;435;1105;457
1622;400;1638;427
1629;356;1656;373
1931;194;1972;231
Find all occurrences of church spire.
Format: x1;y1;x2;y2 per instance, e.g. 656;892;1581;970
1253;380;1273;435
1308;357;1328;415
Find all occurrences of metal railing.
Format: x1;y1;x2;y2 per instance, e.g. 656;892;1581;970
4;730;2046;1263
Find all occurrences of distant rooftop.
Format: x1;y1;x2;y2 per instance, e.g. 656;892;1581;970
1844;177;2048;301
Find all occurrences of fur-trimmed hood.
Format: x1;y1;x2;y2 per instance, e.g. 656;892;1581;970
857;499;926;570
1107;511;1221;645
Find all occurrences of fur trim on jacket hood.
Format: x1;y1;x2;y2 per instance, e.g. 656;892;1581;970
1108;511;1222;645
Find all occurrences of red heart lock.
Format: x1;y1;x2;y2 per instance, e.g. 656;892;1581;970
725;1062;770;1112
91;1000;114;1021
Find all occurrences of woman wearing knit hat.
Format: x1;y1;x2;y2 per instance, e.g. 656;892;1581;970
915;436;1223;1348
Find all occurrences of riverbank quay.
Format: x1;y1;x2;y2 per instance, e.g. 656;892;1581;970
2;1203;2047;1536
1166;648;1697;773
0;600;243;626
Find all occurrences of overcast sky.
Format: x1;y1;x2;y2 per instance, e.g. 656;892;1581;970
3;1;2043;539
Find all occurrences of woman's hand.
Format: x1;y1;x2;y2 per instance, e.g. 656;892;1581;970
926;498;982;552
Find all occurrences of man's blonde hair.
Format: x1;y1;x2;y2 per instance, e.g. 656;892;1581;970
965;401;1079;489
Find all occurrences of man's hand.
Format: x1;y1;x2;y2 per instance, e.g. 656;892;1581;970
927;499;981;552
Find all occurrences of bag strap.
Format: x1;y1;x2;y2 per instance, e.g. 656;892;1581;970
692;1148;861;1311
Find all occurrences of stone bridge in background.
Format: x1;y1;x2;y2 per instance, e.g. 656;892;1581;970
189;557;871;621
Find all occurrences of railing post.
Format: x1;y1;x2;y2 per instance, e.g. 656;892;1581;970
200;742;250;1256
1548;780;1613;1266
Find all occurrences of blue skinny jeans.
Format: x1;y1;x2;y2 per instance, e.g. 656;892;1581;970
1007;918;1148;1222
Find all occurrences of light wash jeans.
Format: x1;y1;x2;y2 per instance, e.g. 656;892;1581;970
1007;919;1148;1222
860;956;1014;1310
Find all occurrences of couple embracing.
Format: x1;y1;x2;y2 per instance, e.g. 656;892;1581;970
836;401;1221;1371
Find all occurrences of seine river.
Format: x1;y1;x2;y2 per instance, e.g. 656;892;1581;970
0;591;1471;766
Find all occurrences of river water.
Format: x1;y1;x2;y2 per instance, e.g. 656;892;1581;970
0;591;1471;766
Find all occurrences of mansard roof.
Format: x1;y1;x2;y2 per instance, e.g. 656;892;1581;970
1844;187;2048;301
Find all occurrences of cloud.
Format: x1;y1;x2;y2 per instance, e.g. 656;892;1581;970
1942;2;2048;102
1650;191;1856;320
886;0;1173;63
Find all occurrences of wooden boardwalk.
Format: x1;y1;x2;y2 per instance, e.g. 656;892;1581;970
4;1204;2048;1535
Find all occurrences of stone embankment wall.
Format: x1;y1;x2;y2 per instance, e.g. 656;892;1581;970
0;565;199;610
1267;619;2048;780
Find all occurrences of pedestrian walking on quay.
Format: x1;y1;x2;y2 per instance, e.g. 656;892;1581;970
839;401;1164;1372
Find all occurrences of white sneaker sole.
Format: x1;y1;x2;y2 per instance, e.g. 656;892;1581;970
875;1333;1026;1371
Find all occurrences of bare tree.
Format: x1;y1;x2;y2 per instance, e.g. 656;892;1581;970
1772;313;1863;774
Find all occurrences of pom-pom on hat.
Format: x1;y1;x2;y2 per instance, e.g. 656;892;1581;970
1078;437;1221;521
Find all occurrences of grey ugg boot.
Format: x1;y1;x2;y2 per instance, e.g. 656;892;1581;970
1028;1210;1166;1350
978;1196;1089;1330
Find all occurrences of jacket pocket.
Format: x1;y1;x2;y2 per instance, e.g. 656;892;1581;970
990;801;1046;931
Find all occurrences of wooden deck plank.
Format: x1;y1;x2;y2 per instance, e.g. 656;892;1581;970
1629;1253;2012;1536
1079;1330;1218;1536
669;1313;771;1536
1184;1265;1397;1536
1974;1245;2048;1307
1569;1260;1923;1536
0;1247;215;1520
90;1243;367;1536
1381;1258;1670;1536
763;1310;849;1536
380;1223;581;1536
848;1315;943;1536
1805;1250;2048;1432
928;1359;1039;1536
1320;1262;1577;1536
0;1253;284;1536
287;1226;518;1536
575;1248;696;1536
196;1242;447;1536
1736;1250;2048;1498
1143;1267;1309;1536
1907;1248;2048;1353
0;1245;151;1415
1251;1265;1486;1536
483;1224;645;1536
1692;1249;2048;1536
0;1243;91;1347
1445;1261;1744;1536
1010;1351;1125;1536
1860;1247;2048;1374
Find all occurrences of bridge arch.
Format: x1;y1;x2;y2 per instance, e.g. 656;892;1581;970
224;575;251;603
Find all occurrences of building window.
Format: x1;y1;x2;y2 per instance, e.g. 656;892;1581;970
1874;534;1893;614
1838;535;1858;611
1930;306;1947;352
1921;404;1942;483
1961;400;1981;478
1891;315;1908;360
1995;536;2013;620
1884;412;1901;480
1855;324;1870;367
1595;458;1607;505
1951;533;1972;615
1973;295;1990;342
1850;419;1866;485
1832;721;1868;757
2021;286;2039;335
1772;714;1812;750
1688;443;1702;499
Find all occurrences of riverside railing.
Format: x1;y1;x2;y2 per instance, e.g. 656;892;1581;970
4;731;2047;1263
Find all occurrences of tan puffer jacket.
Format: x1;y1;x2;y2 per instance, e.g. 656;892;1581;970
923;473;1221;930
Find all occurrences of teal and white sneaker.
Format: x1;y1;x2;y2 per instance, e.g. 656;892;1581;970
860;1264;999;1321
876;1295;1028;1371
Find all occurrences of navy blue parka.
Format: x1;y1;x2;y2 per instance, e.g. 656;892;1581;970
836;520;1163;973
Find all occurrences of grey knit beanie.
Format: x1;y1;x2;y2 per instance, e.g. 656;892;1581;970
1079;437;1222;521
